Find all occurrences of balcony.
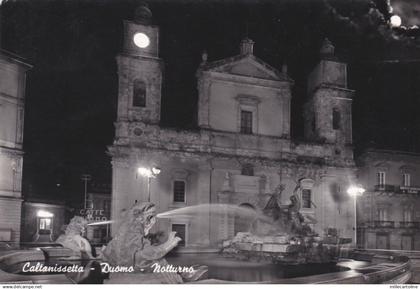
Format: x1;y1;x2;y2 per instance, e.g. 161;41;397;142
399;221;420;229
398;186;420;194
373;184;420;195
366;221;395;228
374;184;396;192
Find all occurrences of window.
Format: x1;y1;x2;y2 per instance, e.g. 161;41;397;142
332;108;341;130
378;208;388;221
241;164;254;176
301;189;312;209
86;200;93;209
403;210;413;222
240;110;253;134
172;224;186;247
93;229;101;238
403;173;411;187
173;180;186;203
377;171;386;186
39;218;52;230
103;200;111;212
133;79;146;107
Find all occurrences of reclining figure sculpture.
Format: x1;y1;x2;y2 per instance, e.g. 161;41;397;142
56;216;94;259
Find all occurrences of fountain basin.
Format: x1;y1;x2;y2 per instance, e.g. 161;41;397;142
0;247;104;284
222;232;336;265
0;248;412;284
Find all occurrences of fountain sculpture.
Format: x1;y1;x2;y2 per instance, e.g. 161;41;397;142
222;184;336;264
102;202;207;283
56;216;94;259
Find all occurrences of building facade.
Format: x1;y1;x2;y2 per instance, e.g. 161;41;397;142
357;150;420;250
0;50;30;245
85;191;111;245
110;4;357;249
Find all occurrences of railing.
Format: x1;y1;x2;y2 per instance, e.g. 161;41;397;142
366;221;395;228
399;221;420;229
363;221;420;230
374;184;396;192
372;185;420;195
399;186;420;194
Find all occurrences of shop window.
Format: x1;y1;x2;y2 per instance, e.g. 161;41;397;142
94;229;101;239
39;218;52;230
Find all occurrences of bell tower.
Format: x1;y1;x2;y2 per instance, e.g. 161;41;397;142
304;38;354;146
115;2;162;142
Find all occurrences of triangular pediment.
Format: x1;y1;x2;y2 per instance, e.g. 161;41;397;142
203;55;288;81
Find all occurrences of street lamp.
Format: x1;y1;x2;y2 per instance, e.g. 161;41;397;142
347;185;366;248
137;167;161;202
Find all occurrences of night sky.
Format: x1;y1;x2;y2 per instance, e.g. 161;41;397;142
1;0;420;203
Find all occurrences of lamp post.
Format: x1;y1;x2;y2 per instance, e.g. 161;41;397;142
81;174;92;210
137;167;161;202
347;185;365;248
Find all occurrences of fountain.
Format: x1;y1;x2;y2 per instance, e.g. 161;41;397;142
0;197;413;284
220;184;336;264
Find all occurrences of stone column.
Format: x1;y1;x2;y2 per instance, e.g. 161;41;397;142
110;158;131;236
195;163;211;246
197;77;211;129
217;191;230;242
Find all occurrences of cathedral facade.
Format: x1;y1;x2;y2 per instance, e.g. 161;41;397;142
110;5;357;249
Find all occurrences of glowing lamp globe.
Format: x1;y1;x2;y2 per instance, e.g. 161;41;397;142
390;15;402;28
133;33;150;48
347;185;365;197
138;167;152;178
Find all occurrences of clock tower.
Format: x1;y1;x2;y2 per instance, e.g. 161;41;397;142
115;2;162;142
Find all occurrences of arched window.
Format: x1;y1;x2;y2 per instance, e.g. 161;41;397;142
133;79;146;107
241;164;254;176
332;108;341;130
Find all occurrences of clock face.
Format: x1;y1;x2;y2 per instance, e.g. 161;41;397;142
133;32;150;48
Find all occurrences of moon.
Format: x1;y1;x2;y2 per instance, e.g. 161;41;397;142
390;15;402;28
